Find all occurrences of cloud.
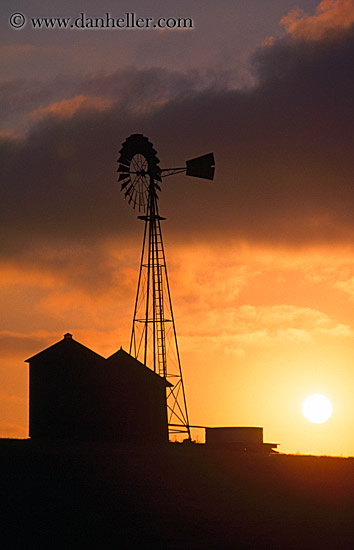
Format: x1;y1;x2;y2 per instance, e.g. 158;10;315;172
281;0;354;41
335;275;354;299
0;44;38;61
31;95;113;120
0;330;52;358
179;298;354;365
1;17;354;278
182;303;353;343
1;68;217;133
0;41;70;81
0;78;55;131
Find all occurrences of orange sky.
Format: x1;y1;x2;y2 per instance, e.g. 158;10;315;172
1;0;354;455
2;242;354;455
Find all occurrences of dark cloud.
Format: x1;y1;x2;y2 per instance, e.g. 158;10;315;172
1;25;354;270
152;26;354;245
0;78;50;130
0;331;51;358
0;68;225;133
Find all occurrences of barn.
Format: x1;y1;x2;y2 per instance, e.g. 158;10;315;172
25;333;171;443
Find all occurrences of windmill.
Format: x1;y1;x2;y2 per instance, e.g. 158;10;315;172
117;134;215;440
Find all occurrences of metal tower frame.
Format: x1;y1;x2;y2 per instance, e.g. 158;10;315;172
118;133;214;441
129;176;191;439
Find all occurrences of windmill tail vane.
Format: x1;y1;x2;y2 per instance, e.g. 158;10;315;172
117;133;215;440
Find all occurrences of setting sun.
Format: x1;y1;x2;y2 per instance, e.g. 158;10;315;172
302;394;333;424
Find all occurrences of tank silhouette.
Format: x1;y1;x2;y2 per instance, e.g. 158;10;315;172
26;333;171;443
206;427;278;453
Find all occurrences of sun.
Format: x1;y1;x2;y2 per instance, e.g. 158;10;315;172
302;394;333;424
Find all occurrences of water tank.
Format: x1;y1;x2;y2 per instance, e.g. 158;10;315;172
206;427;263;448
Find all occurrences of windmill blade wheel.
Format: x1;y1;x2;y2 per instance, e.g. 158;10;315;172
117;134;162;211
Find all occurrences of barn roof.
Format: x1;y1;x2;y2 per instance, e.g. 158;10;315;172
107;348;172;387
25;333;172;387
25;333;105;363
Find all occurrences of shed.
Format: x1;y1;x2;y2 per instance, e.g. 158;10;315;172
25;333;170;443
206;427;278;453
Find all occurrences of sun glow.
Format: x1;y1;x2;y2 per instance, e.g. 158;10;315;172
302;394;333;424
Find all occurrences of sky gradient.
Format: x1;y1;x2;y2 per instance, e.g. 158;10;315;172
1;0;354;455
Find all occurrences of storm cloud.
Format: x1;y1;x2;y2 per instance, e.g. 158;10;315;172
1;21;354;267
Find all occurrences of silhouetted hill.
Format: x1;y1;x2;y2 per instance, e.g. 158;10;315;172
1;439;353;549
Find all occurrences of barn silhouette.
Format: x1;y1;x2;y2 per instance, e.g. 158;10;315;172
26;333;171;443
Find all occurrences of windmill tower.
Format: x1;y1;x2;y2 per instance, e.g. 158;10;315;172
117;134;215;440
